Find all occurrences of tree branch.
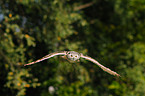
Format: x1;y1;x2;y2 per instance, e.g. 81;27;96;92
74;2;95;11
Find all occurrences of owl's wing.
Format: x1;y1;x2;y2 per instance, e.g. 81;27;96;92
80;54;120;77
24;51;67;66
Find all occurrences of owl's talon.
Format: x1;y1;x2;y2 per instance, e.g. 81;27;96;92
61;56;65;58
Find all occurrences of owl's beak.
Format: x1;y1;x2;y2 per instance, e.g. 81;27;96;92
73;58;76;61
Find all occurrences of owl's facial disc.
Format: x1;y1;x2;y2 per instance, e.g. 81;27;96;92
66;51;80;61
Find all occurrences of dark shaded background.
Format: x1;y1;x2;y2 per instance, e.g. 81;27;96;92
0;0;145;96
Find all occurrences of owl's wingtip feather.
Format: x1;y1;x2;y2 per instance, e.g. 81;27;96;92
24;64;28;66
116;73;121;77
24;63;33;66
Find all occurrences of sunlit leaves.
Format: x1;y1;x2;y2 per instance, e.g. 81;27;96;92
6;69;40;96
57;81;93;96
1;0;145;96
127;42;145;66
24;34;36;47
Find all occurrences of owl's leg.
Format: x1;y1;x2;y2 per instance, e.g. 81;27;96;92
61;56;72;63
61;56;67;59
66;59;73;63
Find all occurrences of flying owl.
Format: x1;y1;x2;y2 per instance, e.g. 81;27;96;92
24;51;120;77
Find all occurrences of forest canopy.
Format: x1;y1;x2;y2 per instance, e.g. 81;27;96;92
0;0;145;96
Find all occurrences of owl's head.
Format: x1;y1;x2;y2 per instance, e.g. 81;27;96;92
66;51;80;61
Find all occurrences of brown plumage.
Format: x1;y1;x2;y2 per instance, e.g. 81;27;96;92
24;51;120;77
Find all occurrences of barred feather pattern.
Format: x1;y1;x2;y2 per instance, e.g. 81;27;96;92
80;54;120;77
24;51;120;77
24;51;67;66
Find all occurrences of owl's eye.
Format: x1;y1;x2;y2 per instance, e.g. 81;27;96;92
71;55;73;57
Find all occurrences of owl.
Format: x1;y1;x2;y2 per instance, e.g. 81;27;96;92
24;51;120;77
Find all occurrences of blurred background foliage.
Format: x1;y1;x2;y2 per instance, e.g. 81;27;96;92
0;0;145;96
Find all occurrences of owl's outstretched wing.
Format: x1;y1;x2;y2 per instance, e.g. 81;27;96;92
24;51;67;66
80;54;120;77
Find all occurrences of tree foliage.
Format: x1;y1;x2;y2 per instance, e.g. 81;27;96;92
0;0;145;96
